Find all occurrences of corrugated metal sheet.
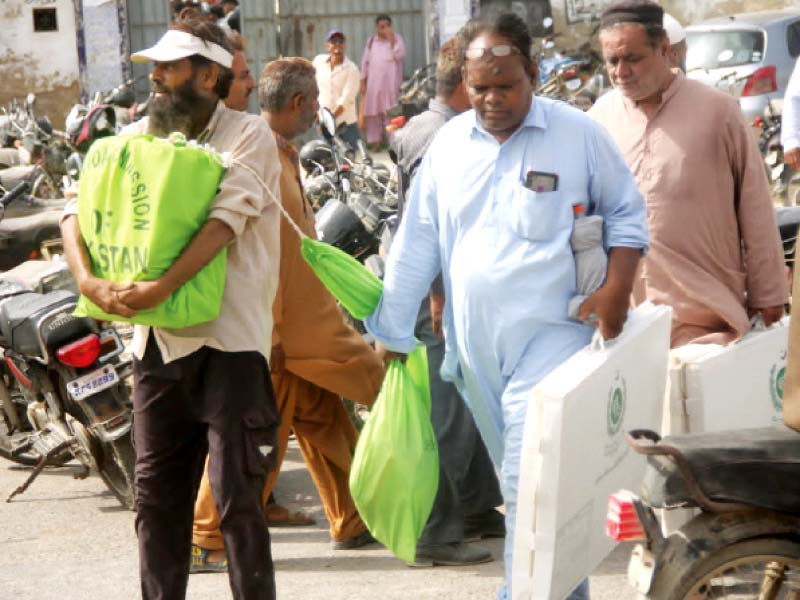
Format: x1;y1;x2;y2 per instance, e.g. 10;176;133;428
126;0;169;98
278;0;428;77
241;1;278;112
124;0;428;109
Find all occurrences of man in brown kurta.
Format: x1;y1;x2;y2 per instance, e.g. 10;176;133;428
589;0;788;348
191;57;385;570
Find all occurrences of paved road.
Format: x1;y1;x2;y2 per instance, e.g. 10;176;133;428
0;442;637;600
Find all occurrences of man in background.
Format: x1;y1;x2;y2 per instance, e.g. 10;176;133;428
191;57;384;573
590;0;787;349
313;29;362;151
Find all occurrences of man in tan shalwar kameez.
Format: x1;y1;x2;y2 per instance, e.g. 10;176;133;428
589;0;788;348
191;57;385;572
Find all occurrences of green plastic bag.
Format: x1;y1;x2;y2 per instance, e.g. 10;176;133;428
300;237;383;319
349;345;439;562
74;133;227;328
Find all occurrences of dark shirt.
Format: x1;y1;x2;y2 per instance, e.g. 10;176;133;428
391;98;457;296
392;98;457;212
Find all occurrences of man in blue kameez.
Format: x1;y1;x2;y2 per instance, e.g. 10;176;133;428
366;12;649;600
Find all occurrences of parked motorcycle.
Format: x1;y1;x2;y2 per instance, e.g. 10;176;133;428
307;109;397;264
607;426;800;599
0;183;136;510
386;63;436;124
756;98;800;206
536;22;607;111
0;178;63;270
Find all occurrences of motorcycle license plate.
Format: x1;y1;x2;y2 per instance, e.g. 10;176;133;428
565;78;582;91
766;150;779;165
67;366;119;401
772;164;785;181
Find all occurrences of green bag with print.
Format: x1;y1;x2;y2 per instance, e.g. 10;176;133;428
74;133;227;328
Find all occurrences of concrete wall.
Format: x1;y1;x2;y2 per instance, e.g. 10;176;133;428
0;0;81;128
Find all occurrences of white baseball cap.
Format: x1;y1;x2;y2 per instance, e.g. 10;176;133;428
663;13;686;45
131;30;233;69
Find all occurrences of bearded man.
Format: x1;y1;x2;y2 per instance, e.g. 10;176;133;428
60;14;281;600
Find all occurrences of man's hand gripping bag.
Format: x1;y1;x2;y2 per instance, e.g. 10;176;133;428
75;133;227;328
349;345;439;563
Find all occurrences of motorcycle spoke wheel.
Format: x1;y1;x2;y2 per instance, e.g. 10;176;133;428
673;542;800;600
96;432;136;511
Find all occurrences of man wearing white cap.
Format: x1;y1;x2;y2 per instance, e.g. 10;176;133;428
60;13;281;600
663;13;687;72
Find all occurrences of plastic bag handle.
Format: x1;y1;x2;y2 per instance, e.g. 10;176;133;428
590;329;605;352
750;314;767;331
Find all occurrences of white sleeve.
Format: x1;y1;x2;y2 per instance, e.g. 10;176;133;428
782;57;800;151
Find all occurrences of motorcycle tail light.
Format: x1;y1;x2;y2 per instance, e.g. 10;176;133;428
389;115;406;128
562;68;578;79
606;490;645;541
56;334;101;368
753;116;763;129
741;66;777;97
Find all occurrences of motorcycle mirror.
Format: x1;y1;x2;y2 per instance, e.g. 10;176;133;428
543;17;553;28
318;108;336;140
544;40;555;49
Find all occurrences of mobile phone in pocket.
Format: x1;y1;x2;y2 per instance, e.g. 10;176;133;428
524;171;559;193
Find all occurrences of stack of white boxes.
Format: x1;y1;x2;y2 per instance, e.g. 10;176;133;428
660;316;789;532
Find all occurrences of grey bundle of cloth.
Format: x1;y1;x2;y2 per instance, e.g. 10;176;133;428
568;215;608;320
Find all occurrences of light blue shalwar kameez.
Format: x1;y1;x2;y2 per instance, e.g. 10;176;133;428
365;96;648;599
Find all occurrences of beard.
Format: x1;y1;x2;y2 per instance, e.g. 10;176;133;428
147;77;215;138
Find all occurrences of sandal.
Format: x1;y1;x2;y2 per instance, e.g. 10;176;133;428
265;503;316;527
190;544;228;574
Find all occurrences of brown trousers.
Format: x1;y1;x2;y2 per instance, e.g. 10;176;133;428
192;366;367;549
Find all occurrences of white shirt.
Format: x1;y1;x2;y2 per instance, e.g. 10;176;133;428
782;57;800;151
312;54;360;126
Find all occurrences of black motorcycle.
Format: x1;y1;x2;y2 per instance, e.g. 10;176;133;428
0;182;136;509
0;176;63;270
607;426;800;599
386;63;436;123
302;109;397;264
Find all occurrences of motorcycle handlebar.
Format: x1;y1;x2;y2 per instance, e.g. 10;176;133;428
1;181;31;208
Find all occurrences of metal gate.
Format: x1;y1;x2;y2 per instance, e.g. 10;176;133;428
124;1;424;106
125;0;170;99
277;0;427;78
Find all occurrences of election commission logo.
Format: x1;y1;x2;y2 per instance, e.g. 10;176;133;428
770;363;785;413
607;371;627;436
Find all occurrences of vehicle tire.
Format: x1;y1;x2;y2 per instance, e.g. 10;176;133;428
648;511;800;600
96;430;136;511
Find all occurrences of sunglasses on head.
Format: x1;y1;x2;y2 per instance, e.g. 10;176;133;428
465;44;522;60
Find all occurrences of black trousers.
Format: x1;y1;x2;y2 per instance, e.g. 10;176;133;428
133;333;280;600
414;300;503;545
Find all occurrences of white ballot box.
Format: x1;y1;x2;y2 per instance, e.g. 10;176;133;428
512;303;672;600
665;317;788;436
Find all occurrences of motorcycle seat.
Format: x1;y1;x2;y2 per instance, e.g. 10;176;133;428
0;165;36;190
642;425;800;516
0;210;62;270
0;290;78;357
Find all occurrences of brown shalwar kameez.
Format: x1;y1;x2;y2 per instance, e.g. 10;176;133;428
589;71;788;347
192;133;385;550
